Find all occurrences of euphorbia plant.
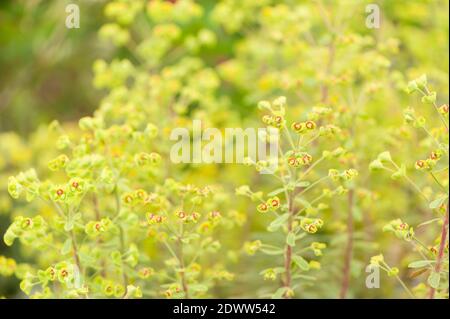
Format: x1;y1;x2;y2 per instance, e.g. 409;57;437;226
3;112;232;298
238;96;357;298
369;74;449;299
0;0;448;300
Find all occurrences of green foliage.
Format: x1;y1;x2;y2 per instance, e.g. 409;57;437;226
0;0;448;299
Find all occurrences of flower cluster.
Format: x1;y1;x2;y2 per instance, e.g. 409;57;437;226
238;96;351;298
0;0;448;300
370;75;448;298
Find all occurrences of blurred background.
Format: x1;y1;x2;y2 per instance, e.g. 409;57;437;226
0;0;448;298
0;0;106;134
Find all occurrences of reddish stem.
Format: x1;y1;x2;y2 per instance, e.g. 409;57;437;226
428;202;449;299
283;192;294;297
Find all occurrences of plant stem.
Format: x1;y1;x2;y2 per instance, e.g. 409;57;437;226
339;189;354;299
92;195;107;276
70;230;82;273
114;190;128;294
178;241;189;298
283;191;295;298
299;175;329;195
178;224;189;299
428;201;449;299
430;172;446;191
119;226;128;290
299;155;325;180
381;261;416;298
390;161;430;202
395;275;416;299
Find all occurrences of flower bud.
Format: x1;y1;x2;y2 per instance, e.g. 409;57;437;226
258;101;272;111
388;267;399;277
305;120;316;130
235;185;251;196
343;169;358;181
415;74;427;88
56;135;71;150
415;160;428;170
421;92;436;104
406;80;418;94
369;159;384;171
272;96;286;107
7;176;22;199
261;268;277;281
300;153;313;165
291;122;305;133
328;169;340;181
48;155;69;171
370;254;384;266
438;104;449;115
268;196;281;210
377;151;392;163
138;267;154;279
244;240;262;255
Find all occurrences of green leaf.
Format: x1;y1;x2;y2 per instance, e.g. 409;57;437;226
292;274;316;281
272;267;286;274
64;214;75;232
260;247;284;255
189;284;208;292
61;238;72;255
267;213;289;232
429;196;447;209
427;271;440;289
296;181;311;188
3;229;16;247
271;287;288;299
268;188;285;197
417;218;441;228
286;232;296;247
408;260;434;268
110;250;122;265
79;252;96;265
296;198;311;209
292;255;310;271
296;233;307;240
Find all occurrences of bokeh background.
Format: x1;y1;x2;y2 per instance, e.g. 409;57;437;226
0;0;448;298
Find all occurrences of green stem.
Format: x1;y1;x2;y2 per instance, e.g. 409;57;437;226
382;261;415;299
422;86;449;131
430;172;447;192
